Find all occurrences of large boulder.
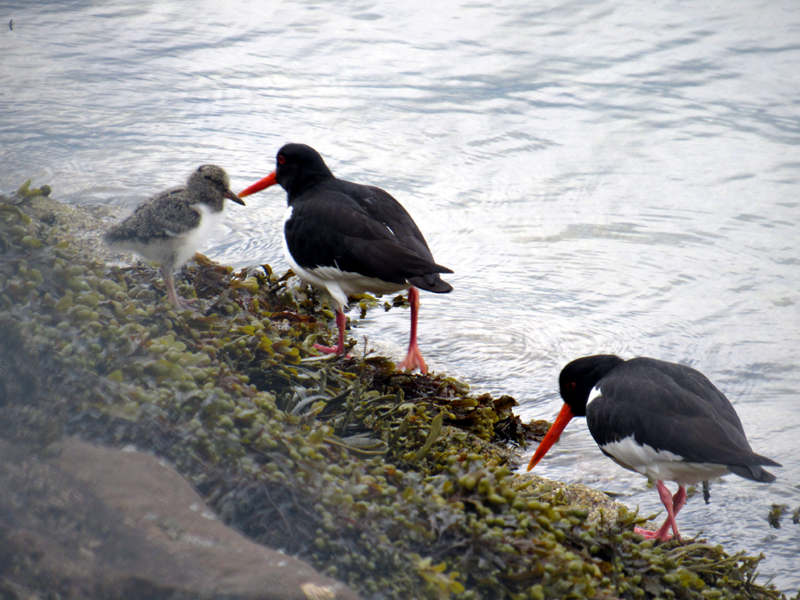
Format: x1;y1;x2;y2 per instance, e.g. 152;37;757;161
0;438;361;600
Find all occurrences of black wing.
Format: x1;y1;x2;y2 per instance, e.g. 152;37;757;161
587;358;780;475
287;185;452;290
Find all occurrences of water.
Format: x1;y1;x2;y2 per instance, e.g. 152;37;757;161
2;0;799;592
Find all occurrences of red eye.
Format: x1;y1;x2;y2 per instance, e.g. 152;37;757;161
277;155;285;165
566;381;577;391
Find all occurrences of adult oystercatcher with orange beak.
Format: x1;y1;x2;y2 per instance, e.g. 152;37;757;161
527;355;781;541
238;143;452;374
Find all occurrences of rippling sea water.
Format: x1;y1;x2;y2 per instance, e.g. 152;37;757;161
2;0;799;592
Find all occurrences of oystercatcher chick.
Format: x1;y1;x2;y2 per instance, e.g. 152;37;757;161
238;143;452;374
527;355;781;541
105;165;244;309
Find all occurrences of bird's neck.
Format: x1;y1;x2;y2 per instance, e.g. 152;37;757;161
285;174;334;204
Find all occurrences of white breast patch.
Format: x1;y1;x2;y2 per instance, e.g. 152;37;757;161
586;385;602;407
177;203;221;266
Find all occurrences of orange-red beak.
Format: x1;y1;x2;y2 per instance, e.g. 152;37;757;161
238;171;278;199
526;403;575;471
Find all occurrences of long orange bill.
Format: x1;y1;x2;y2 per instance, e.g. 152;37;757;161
238;171;278;199
526;403;575;471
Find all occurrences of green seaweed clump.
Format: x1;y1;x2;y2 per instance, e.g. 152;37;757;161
0;191;790;600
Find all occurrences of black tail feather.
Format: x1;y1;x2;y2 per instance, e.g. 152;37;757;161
728;463;779;483
408;272;452;294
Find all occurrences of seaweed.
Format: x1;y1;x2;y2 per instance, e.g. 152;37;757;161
0;189;792;600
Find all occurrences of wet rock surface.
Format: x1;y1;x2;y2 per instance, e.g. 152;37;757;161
0;186;790;600
0;438;359;600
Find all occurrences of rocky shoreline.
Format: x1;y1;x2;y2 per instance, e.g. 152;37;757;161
0;185;790;600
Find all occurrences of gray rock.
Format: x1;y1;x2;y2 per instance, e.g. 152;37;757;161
0;438;362;600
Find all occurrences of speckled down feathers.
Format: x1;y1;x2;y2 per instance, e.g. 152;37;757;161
104;164;237;267
105;187;203;243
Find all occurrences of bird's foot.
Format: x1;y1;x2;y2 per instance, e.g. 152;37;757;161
634;526;669;541
162;268;198;312
164;277;198;311
171;296;199;312
397;344;428;375
634;525;679;542
313;343;352;359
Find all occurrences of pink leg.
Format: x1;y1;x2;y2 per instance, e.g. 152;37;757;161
671;486;687;517
397;287;428;375
162;267;196;311
314;309;348;355
634;481;683;542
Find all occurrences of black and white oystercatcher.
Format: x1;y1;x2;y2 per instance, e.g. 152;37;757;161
237;143;452;374
527;355;781;541
105;165;244;309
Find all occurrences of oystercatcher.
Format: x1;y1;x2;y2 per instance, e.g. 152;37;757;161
238;143;452;374
527;355;781;541
105;165;244;309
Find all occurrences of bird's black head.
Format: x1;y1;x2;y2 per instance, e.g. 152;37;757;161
559;354;624;416
274;143;335;198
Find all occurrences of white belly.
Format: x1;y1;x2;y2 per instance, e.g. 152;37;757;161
119;236;179;266
601;436;732;486
113;203;221;270
175;203;221;265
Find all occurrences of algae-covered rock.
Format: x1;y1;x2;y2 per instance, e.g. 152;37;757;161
0;191;789;600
